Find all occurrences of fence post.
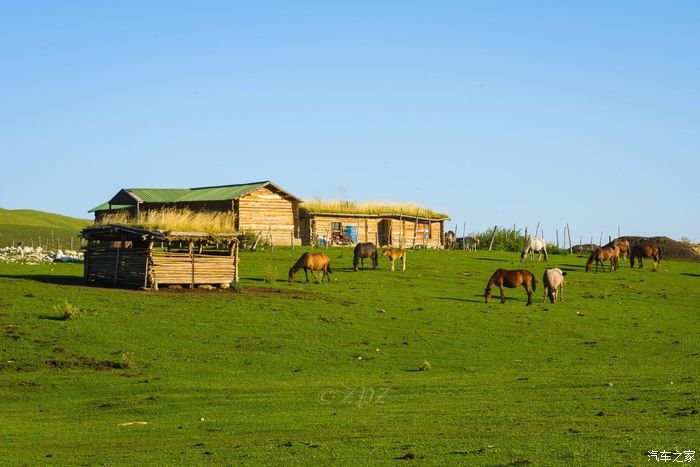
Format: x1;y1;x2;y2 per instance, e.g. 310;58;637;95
488;225;498;251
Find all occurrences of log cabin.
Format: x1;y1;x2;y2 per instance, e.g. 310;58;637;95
299;202;449;249
89;181;302;246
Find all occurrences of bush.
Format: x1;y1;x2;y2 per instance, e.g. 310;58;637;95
54;301;84;320
240;231;272;251
229;283;243;293
472;227;568;254
262;264;278;283
117;352;137;370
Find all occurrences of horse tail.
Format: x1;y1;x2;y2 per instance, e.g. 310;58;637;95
531;273;537;292
326;262;333;274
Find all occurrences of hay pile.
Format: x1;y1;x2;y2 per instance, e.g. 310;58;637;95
95;208;236;234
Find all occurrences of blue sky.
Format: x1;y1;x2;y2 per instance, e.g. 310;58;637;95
1;1;698;241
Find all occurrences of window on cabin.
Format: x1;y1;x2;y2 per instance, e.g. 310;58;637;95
417;221;431;239
331;222;342;235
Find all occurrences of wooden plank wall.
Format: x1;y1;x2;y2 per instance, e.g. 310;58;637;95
150;253;236;287
238;187;299;246
304;215;380;245
388;219;443;249
84;248;148;287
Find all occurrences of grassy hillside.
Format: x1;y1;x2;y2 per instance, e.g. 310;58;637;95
0;249;697;464
0;208;91;248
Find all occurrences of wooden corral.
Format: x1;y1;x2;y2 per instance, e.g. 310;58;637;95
299;211;448;249
89;181;301;246
81;225;239;290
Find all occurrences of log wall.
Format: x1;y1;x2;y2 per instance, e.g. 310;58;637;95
150;252;236;289
84;248;148;287
238;187;300;246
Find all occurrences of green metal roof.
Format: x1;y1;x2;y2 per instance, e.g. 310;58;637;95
127;188;192;203
89;181;301;212
88;203;131;213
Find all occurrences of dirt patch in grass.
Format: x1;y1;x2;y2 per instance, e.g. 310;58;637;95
45;354;130;371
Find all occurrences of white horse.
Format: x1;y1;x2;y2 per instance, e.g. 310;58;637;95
521;236;548;262
542;268;566;302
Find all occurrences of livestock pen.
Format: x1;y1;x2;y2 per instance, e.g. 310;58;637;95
81;225;239;290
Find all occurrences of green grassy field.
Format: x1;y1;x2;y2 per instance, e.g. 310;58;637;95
0;208;91;249
1;248;697;465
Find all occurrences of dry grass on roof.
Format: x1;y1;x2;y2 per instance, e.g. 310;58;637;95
300;199;448;219
95;208;236;234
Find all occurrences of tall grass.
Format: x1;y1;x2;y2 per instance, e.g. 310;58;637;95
96;208;236;234
301;199;448;219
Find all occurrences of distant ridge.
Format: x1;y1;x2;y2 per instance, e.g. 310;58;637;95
0;208;91;248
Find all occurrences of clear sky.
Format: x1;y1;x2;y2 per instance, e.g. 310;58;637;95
1;1;698;242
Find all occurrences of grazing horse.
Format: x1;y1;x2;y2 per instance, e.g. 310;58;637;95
382;248;406;272
542;268;566;303
353;242;378;271
444;231;457;250
288;252;333;283
604;238;631;260
463;236;480;251
585;245;620;273
520;237;548;262
484;269;536;306
630;244;661;270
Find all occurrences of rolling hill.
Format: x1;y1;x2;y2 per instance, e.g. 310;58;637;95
0;208;91;249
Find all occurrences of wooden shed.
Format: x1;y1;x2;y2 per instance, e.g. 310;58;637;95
89;181;302;246
81;225;239;290
299;205;449;249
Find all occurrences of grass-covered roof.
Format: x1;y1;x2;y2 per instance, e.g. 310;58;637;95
300;199;449;220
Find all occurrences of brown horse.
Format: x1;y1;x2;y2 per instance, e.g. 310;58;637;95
585;245;620;273
604;238;631;260
288;252;333;283
484;269;536;306
630;244;661;270
382;248;406;272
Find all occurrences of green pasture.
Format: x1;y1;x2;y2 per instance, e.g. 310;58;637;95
0;208;90;249
0;248;697;465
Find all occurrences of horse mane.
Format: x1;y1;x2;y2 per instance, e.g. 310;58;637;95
290;252;309;273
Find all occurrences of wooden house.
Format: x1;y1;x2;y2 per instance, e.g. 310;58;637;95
299;204;449;249
89;181;302;246
81;225;239;290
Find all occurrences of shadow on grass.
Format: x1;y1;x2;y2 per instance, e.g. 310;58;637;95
681;273;700;277
38;314;65;321
0;274;85;287
431;295;486;304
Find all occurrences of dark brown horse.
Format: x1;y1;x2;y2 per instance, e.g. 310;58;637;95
288;253;333;283
585;245;620;273
353;242;378;271
630;244;661;270
484;269;536;306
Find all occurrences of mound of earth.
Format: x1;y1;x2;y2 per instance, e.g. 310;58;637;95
619;236;700;262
